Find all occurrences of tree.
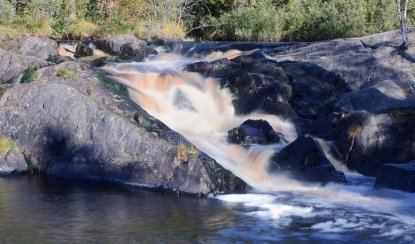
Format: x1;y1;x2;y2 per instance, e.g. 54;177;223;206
396;0;410;49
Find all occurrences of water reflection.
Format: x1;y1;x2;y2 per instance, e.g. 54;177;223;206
0;176;238;243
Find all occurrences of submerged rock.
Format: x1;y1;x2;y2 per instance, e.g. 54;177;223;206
270;136;346;183
228;120;282;146
0;149;27;175
375;161;415;192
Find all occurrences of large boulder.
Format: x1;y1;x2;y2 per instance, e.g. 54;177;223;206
334;111;415;176
94;34;156;60
375;161;415;192
269;136;346;183
0;48;53;84
0;149;27;175
228;120;283;146
0;61;245;195
1;36;58;60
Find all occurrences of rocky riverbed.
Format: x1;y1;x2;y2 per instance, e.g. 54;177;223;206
0;31;414;194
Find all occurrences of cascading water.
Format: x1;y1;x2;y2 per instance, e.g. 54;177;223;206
102;45;415;241
102;49;299;190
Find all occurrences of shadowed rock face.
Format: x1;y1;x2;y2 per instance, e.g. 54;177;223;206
375;161;415;192
334;111;415;177
269;136;346;184
0;62;245;195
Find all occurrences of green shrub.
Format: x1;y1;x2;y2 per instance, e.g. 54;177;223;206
214;0;282;42
282;0;373;41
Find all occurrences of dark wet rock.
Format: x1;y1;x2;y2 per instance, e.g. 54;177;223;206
119;42;157;60
308;112;343;140
75;43;94;58
270;136;346;183
0;61;245;195
228;120;282;146
0;48;53;84
185;59;232;78
234;97;298;118
187;57;295;119
334;111;415;176
90;56;122;67
294;101;329;120
375;161;415;192
94;34;156;60
0;149;27;175
1;36;58;60
94;34;141;55
279;61;349;120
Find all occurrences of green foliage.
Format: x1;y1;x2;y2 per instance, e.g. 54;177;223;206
189;0;406;41
0;0;413;41
280;0;398;41
57;68;74;79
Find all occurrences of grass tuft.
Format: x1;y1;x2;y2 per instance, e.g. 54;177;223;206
21;67;37;83
96;71;128;96
173;143;199;166
57;68;75;79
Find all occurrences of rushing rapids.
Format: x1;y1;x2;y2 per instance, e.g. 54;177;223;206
102;49;298;190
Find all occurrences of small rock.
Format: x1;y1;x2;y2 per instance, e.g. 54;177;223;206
75;43;94;58
0;149;27;175
228;119;282;146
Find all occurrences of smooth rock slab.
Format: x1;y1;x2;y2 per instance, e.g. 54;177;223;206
1;36;58;60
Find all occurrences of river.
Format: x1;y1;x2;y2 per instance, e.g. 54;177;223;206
0;175;414;242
